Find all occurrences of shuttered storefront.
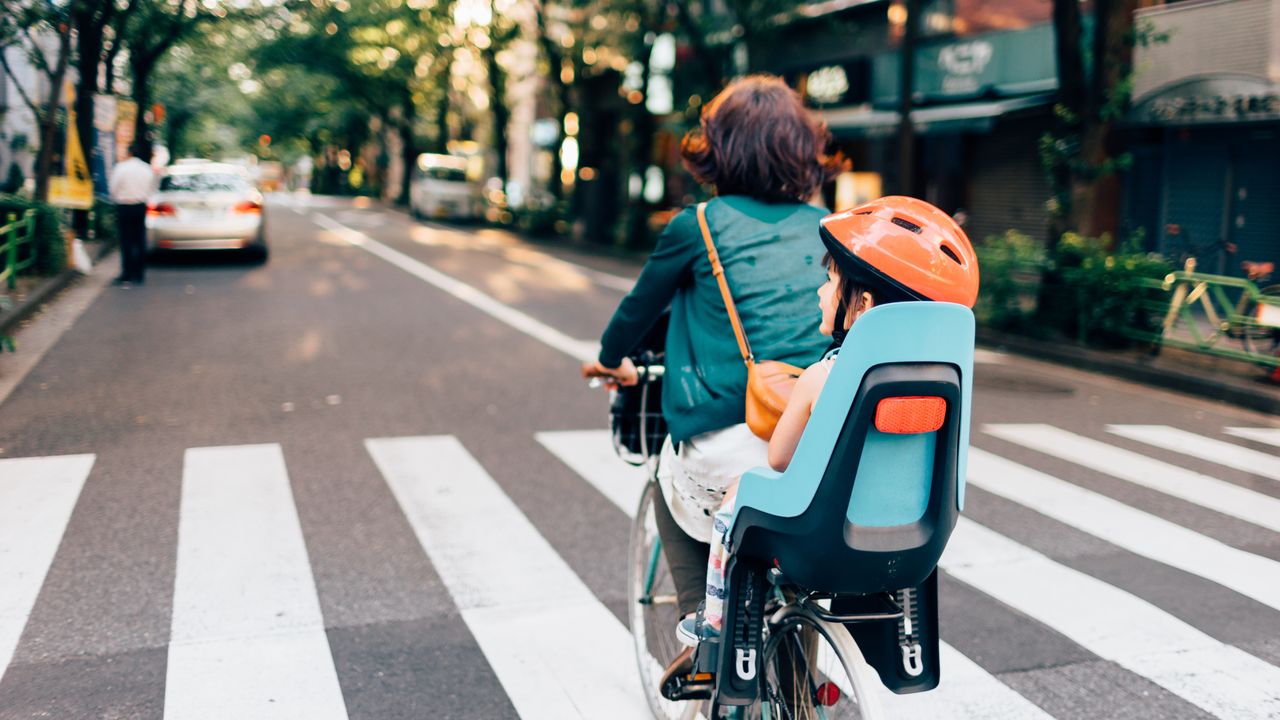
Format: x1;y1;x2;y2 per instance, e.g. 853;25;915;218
964;120;1051;244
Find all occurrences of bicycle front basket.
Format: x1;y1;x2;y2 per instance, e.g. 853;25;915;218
609;366;667;465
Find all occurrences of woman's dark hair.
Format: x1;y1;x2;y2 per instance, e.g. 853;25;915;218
681;75;843;203
822;252;884;320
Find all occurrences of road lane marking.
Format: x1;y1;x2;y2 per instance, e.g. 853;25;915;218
312;213;600;362
0;454;94;684
984;424;1280;533
536;429;1053;720
942;518;1280;720
968;448;1280;612
1107;425;1280;481
535;430;650;516
165;444;347;720
365;435;650;720
1224;427;1280;449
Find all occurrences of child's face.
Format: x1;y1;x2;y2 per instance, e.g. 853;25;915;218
817;266;872;337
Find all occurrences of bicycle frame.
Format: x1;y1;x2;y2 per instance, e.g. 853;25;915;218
1135;264;1280;367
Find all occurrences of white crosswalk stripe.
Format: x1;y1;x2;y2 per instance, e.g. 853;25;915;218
942;518;1280;720
165;444;348;720
985;423;1280;533
4;420;1280;719
365;435;650;720
537;429;1058;720
1107;424;1280;481
967;448;1280;612
0;453;94;687
1224;426;1280;449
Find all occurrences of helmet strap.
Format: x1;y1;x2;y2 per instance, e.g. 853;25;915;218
829;305;848;349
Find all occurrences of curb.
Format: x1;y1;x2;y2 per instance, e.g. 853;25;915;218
977;328;1280;416
0;243;115;339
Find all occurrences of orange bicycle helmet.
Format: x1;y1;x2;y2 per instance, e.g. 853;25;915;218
819;196;979;308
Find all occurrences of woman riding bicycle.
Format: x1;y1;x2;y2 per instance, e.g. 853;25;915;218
582;75;841;682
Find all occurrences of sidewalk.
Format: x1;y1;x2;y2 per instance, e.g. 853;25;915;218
977;327;1280;416
0;241;113;340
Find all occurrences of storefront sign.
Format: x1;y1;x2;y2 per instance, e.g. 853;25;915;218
936;40;993;95
1132;75;1280;125
873;23;1056;105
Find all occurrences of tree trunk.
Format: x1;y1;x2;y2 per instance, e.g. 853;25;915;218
896;0;921;195
399;104;417;206
484;45;509;189
32;30;73;204
74;8;108;235
131;61;153;161
534;10;566;201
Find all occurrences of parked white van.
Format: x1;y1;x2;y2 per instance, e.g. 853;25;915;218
409;154;481;221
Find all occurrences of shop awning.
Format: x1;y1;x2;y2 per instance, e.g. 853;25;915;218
822;93;1055;138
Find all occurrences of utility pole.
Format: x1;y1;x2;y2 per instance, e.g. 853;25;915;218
896;0;920;195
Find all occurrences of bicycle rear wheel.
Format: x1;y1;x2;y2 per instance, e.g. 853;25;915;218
758;606;884;720
629;480;711;720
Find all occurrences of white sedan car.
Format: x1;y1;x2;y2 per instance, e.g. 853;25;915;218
147;163;267;260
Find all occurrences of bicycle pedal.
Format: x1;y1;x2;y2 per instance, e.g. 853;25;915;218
661;671;715;701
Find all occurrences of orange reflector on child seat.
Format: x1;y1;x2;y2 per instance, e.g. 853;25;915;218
874;396;946;434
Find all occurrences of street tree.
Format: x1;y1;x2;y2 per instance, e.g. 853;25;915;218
1045;0;1162;242
119;0;231;158
0;1;74;202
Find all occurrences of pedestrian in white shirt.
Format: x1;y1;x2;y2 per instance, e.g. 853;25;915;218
109;143;154;286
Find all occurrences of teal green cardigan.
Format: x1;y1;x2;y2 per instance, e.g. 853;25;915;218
599;196;831;444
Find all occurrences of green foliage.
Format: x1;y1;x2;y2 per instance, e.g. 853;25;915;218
0;194;65;276
974;230;1048;332
1039;232;1172;348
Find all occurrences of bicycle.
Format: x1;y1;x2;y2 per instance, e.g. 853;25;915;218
603;301;975;719
608;360;883;720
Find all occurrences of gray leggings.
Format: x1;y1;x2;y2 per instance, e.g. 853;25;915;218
652;482;711;619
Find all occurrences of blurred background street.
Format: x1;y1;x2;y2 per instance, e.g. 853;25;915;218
2;0;1280;718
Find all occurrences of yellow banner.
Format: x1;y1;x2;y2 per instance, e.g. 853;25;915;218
48;107;94;209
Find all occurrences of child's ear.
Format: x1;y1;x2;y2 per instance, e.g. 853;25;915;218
860;291;875;312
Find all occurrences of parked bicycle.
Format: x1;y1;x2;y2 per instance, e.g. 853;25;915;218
1147;257;1280;367
594;300;977;719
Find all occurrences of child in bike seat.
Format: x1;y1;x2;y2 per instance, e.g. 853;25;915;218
675;195;979;649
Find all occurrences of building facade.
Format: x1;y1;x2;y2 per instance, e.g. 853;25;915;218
1125;0;1280;277
756;0;1057;243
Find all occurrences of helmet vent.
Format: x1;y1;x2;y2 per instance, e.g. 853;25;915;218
940;244;962;264
854;211;873;215
891;217;922;233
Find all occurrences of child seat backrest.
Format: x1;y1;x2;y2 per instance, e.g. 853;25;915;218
730;302;974;595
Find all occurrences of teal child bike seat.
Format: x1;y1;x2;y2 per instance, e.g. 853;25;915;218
729;301;975;594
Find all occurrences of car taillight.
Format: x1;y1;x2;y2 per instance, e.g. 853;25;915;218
234;200;262;214
147;202;176;217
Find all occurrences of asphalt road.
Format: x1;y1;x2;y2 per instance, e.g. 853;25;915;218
1;195;1278;720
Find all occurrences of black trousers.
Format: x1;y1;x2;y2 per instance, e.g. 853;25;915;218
116;203;147;282
652;481;711;619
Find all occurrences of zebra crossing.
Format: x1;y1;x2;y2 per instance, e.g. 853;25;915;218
1;423;1278;719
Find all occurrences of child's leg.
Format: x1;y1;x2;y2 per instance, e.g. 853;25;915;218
703;483;739;633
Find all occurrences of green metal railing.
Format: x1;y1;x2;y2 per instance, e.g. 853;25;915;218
1132;260;1280;368
0;210;38;291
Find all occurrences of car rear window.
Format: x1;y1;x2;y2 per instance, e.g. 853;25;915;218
421;167;468;182
159;173;248;192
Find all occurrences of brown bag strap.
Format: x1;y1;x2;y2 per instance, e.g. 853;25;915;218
696;202;754;364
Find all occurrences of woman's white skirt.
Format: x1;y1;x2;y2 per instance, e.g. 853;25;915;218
657;423;769;541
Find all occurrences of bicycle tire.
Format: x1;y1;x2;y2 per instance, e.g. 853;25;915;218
756;605;884;720
629;480;711;720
